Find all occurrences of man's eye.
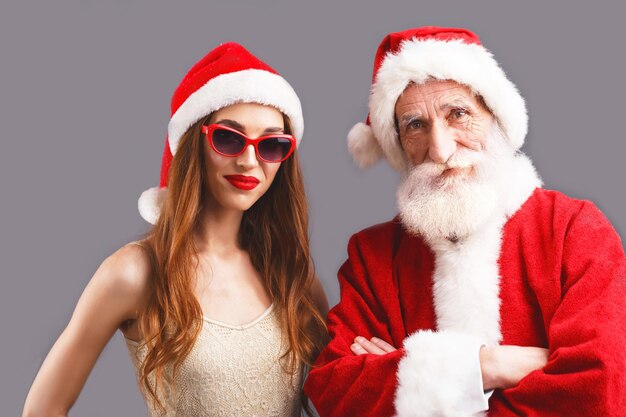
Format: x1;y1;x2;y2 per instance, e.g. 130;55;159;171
452;109;468;119
407;120;423;129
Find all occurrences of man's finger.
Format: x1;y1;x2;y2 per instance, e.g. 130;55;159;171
350;343;366;355
370;337;397;353
354;336;386;355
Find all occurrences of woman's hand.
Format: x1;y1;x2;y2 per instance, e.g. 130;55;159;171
351;336;397;355
480;345;549;390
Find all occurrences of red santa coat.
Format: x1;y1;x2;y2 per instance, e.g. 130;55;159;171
305;188;626;416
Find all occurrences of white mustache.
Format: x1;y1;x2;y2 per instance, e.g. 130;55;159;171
411;150;482;177
396;124;516;241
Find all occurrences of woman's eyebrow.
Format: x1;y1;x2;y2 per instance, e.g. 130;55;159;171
214;119;284;134
215;119;244;130
262;126;285;134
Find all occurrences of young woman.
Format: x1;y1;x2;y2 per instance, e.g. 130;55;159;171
23;42;329;417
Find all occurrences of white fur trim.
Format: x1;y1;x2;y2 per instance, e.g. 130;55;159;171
138;186;167;224
395;330;487;417
393;152;541;416
427;215;506;345
347;122;384;168
168;69;303;154
424;153;541;343
501;153;542;217
370;38;527;172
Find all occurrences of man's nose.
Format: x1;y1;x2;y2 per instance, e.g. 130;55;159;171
427;123;456;164
236;144;259;169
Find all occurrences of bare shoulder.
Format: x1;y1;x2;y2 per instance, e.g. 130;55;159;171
102;241;152;287
20;243;156;414
90;241;153;316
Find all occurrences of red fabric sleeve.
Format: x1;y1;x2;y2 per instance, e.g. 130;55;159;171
491;201;626;416
304;234;405;417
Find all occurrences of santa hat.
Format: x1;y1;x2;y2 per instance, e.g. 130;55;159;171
348;26;527;171
138;42;304;224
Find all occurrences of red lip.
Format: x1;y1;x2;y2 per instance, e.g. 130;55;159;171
224;175;260;190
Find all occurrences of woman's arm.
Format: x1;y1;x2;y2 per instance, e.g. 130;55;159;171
22;243;151;417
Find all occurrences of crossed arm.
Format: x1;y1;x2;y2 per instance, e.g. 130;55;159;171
351;336;549;391
306;204;626;417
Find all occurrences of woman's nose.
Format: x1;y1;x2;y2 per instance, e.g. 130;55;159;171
236;144;260;169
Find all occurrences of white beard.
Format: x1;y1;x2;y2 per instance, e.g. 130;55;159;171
397;126;517;242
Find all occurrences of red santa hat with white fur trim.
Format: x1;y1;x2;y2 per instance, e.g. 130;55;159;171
138;42;304;224
348;26;527;172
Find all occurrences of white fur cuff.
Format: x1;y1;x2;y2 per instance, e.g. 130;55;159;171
394;330;489;417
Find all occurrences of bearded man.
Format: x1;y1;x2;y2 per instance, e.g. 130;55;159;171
304;27;626;417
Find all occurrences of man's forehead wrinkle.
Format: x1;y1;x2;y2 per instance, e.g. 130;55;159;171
439;94;474;106
413;91;475;108
396;93;475;122
396;99;427;116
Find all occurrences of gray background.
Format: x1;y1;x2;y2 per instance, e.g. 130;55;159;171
2;0;624;415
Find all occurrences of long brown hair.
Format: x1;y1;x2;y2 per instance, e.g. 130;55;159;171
136;114;327;414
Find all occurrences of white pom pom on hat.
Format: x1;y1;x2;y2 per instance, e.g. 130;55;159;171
347;122;383;168
137;187;167;226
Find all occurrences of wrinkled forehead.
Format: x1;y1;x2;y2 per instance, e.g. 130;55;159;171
396;79;491;114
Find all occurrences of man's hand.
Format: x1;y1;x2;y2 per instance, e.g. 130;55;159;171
351;336;397;355
351;336;548;392
480;345;549;390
